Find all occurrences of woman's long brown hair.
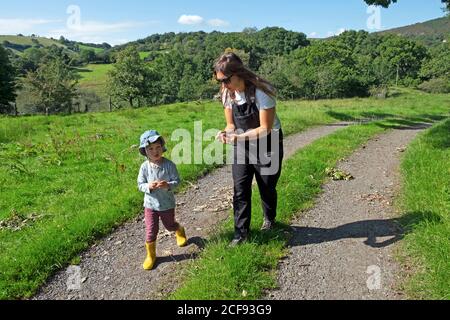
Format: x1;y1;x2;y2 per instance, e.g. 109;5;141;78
214;52;276;105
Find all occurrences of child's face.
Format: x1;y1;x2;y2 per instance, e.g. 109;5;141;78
145;142;163;162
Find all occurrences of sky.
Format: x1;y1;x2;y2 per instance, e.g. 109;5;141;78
0;0;447;45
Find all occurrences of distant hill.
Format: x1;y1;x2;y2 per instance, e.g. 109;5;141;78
0;35;66;52
377;16;450;46
0;34;109;55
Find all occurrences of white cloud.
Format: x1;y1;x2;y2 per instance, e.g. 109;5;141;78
178;15;204;25
46;20;155;45
327;28;347;37
49;21;150;36
0;18;60;34
336;28;346;35
208;19;230;27
309;32;318;38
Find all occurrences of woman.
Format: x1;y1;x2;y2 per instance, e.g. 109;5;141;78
214;52;284;247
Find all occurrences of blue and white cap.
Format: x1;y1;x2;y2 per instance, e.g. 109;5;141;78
139;130;167;156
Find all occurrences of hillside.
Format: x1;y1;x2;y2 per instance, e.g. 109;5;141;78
0;34;108;55
377;16;450;46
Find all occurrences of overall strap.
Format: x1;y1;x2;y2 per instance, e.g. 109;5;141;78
245;85;257;106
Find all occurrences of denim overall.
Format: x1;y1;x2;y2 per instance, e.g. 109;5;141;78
231;88;284;238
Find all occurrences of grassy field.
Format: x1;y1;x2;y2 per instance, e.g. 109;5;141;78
77;63;114;96
76;56;150;99
76;63;115;111
0;35;65;48
78;44;105;54
0;89;448;299
397;119;450;299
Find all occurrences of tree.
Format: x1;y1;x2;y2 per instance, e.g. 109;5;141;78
108;46;159;108
376;35;428;85
364;0;449;11
22;56;78;115
0;45;16;114
80;49;96;64
419;43;450;80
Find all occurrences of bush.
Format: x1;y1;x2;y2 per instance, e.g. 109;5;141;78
369;85;389;99
418;77;450;94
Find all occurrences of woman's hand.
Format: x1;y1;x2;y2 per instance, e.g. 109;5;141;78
225;133;238;144
216;131;227;144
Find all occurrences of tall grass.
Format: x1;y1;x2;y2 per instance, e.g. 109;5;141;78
397;119;450;299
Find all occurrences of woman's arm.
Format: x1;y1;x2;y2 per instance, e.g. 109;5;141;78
230;108;275;142
217;108;236;144
224;108;236;132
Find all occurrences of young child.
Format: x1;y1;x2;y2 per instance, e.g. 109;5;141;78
137;130;188;270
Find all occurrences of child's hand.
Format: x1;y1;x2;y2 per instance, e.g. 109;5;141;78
157;181;170;190
149;182;159;191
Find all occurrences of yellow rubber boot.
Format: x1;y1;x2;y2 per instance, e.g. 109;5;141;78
143;242;156;270
175;226;188;247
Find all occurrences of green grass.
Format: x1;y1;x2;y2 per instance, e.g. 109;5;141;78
76;63;114;96
139;52;151;60
0;35;66;48
78;44;105;54
397;119;450;300
0;89;448;299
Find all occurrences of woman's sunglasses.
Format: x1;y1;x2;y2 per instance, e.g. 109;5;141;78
216;75;233;85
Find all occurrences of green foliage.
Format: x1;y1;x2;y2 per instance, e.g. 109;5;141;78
0;45;16;114
107;46;160;107
112;27;309;104
364;0;449;11
364;0;398;8
420;43;450;80
79;49;96;64
418;77;450;94
21;55;78;114
260;31;430;100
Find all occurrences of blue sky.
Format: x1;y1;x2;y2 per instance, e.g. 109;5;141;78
0;0;446;45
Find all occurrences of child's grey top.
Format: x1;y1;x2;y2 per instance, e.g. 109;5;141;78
137;158;181;211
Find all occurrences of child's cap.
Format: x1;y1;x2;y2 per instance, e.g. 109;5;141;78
139;130;167;156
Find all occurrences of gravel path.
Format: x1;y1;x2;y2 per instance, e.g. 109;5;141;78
266;124;430;300
33;123;353;300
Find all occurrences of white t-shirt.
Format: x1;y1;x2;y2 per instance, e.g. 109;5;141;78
222;88;282;130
